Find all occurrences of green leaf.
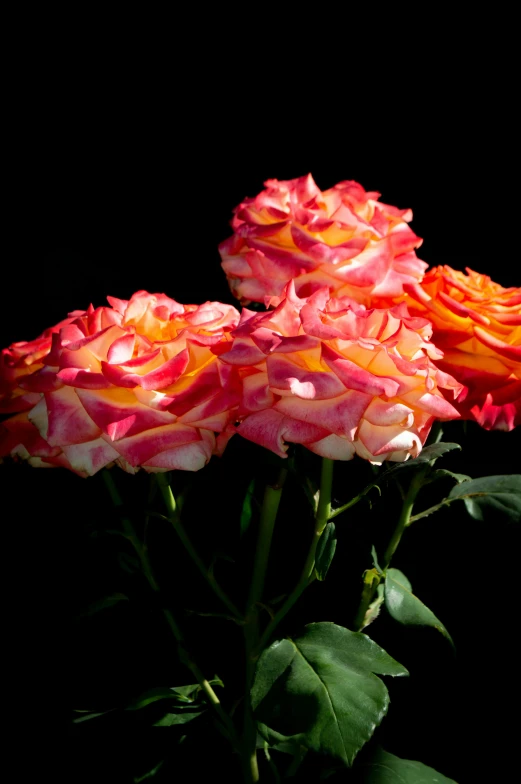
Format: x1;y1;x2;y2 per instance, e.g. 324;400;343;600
384;570;453;647
358;570;383;631
430;469;471;485
72;709;117;723
448;475;521;522
256;728;303;761
127;677;223;711
105;528;131;540
173;676;224;698
80;593;129;617
364;583;385;629
315;523;337;580
257;722;292;748
74;678;219;728
153;705;206;726
127;687;188;711
251;622;408;767
371;546;382;573
240;479;256;538
133;760;166;782
410;441;462;464
381;443;461;481
353;747;457;783
117;551;140;574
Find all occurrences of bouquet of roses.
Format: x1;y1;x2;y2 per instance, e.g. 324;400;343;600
2;175;519;783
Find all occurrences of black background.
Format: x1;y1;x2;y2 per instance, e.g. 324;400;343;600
3;38;520;784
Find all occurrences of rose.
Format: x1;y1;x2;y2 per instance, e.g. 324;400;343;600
219;281;462;463
0;314;79;415
0;291;241;475
404;266;521;431
0;412;73;469
219;174;427;307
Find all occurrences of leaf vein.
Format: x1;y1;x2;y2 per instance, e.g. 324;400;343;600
290;640;349;762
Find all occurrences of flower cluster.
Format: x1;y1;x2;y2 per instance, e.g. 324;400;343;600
1;176;519;476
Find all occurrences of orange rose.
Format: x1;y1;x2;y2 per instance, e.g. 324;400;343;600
404;266;521;431
220;282;462;463
0;292;241;475
219;174;427;306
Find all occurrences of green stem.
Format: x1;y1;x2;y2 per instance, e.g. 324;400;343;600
243;640;260;784
102;470;239;749
380;482;418;571
301;457;334;581
353;470;426;632
327;478;380;521
102;470;159;589
243;468;287;784
154;473;242;622
257;458;334;654
247;468;288;615
407;498;452;526
256;579;308;655
327;495;362;520
427;420;444;445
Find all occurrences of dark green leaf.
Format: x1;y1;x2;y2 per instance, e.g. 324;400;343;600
364;583;385;629
257;722;292;748
153;706;206;726
72;709;117;723
430;469;471;485
127;687;189;710
256;729;303;761
133;760;165;782
117;551;140;574
353;747;457;783
76;678;221;727
315;523;337;580
251;623;408;766
105;528;131;540
127;677;223;710
371;546;382;573
448;475;521;522
240;479;256;537
411;441;462;463
381;443;461;481
172;676;224;698
358;569;382;631
80;593;129;617
384;570;453;647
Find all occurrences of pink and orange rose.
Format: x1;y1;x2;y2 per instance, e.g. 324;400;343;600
219;174;427;307
220;282;462;463
0;292;241;475
0;314;79;415
405;266;521;431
